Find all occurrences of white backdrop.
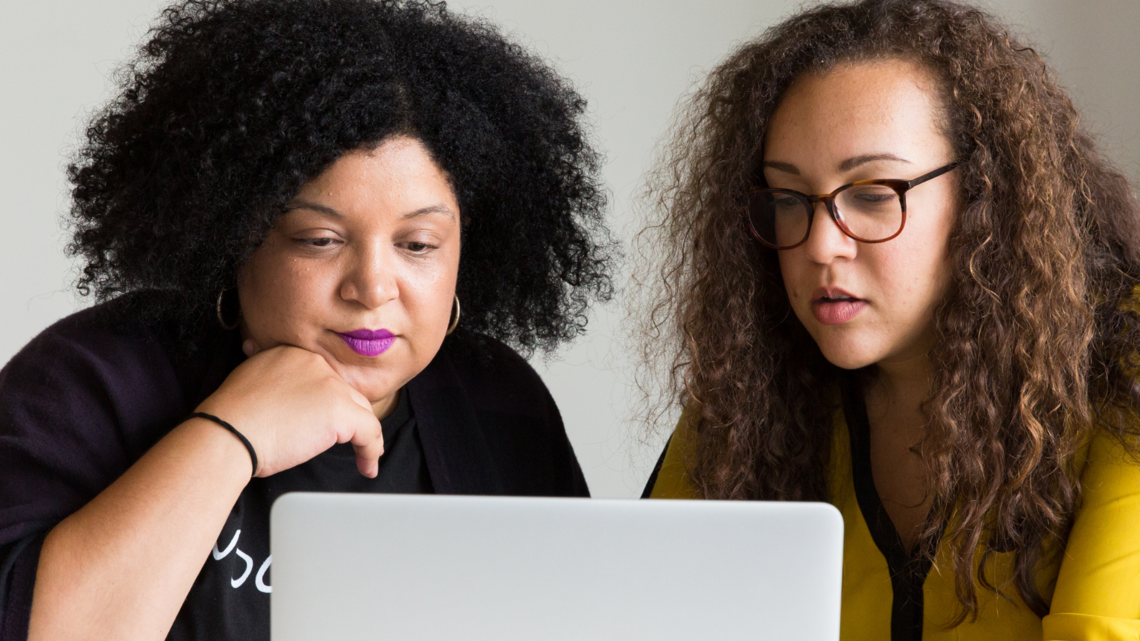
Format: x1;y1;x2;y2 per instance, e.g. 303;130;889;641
3;0;1138;498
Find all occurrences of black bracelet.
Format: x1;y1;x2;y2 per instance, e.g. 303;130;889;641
189;412;258;477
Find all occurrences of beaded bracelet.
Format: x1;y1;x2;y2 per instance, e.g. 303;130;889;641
189;412;258;477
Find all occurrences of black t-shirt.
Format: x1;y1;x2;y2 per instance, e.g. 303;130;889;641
173;387;429;640
0;292;588;640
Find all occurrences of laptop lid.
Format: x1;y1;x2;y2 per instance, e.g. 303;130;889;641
270;493;843;640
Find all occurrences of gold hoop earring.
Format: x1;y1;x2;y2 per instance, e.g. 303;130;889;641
446;295;461;335
216;288;241;331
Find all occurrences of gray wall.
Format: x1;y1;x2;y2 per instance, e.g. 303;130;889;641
3;0;1138;498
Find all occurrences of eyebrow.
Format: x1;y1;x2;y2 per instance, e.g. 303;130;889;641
401;204;456;221
837;153;912;171
762;153;913;175
285;200;343;217
284;200;456;221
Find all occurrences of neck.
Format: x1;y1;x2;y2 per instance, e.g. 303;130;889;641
865;351;935;423
372;391;400;421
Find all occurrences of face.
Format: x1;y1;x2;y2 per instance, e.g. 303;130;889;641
764;59;959;372
238;136;461;416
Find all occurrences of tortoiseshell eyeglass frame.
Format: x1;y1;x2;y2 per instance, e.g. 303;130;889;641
744;162;960;250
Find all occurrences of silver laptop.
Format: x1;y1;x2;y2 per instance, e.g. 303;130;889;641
270;494;843;640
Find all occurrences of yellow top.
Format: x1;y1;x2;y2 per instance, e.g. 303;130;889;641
647;402;1140;641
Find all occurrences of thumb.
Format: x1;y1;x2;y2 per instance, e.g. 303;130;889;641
346;386;373;413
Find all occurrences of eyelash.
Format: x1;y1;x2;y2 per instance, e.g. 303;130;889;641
402;241;435;254
298;237;338;248
292;238;438;253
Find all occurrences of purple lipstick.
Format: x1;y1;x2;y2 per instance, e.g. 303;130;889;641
336;329;396;357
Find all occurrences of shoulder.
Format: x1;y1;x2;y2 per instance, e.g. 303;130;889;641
1074;429;1140;505
9;290;180;356
421;330;588;496
435;330;555;420
1048;429;1140;623
645;405;701;499
0;291;191;448
2;291;188;394
0;292;194;529
3;292;173;380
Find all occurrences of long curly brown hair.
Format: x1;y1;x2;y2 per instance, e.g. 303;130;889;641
636;0;1140;620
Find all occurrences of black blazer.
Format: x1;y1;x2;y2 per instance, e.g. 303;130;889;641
0;291;587;639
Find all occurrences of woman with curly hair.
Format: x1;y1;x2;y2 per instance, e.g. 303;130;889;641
0;0;614;639
641;0;1140;638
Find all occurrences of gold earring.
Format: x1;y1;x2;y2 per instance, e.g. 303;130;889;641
446;295;461;335
216;288;241;331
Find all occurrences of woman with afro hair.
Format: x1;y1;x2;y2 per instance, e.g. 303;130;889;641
0;0;615;639
641;0;1140;639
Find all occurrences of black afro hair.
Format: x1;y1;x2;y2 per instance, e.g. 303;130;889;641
67;0;615;355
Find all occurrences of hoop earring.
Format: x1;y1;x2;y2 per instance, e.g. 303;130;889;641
446;295;461;335
216;288;241;331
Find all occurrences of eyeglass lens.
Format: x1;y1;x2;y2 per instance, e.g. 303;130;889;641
747;184;903;248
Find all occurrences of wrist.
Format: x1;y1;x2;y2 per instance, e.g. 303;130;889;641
188;412;259;477
182;414;261;479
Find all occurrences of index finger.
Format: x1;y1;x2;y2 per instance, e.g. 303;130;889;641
349;412;385;478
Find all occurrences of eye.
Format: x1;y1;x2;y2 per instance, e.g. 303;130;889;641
854;193;894;203
402;241;437;254
294;236;341;249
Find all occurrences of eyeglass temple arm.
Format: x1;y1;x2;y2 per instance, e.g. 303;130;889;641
905;162;960;189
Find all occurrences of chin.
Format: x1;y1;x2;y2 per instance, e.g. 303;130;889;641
343;370;402;401
820;352;874;371
812;334;879;371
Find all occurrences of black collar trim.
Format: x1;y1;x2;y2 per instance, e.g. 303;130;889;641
841;372;935;641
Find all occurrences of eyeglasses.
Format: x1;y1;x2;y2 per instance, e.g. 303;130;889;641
743;162;959;250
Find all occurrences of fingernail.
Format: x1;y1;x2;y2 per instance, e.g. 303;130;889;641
242;339;255;356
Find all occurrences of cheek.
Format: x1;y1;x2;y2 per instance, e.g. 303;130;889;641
410;259;460;336
873;221;953;314
238;248;341;342
777;251;808;302
387;245;460;353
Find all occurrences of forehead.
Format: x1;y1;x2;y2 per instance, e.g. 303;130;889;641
293;137;458;221
764;58;950;166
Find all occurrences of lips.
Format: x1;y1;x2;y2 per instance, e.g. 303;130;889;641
336;328;396;357
810;287;867;325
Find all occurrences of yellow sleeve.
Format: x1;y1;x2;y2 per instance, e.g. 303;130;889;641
647;405;700;499
1043;432;1140;641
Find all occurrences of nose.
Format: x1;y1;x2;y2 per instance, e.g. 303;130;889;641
339;243;398;309
801;199;857;264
